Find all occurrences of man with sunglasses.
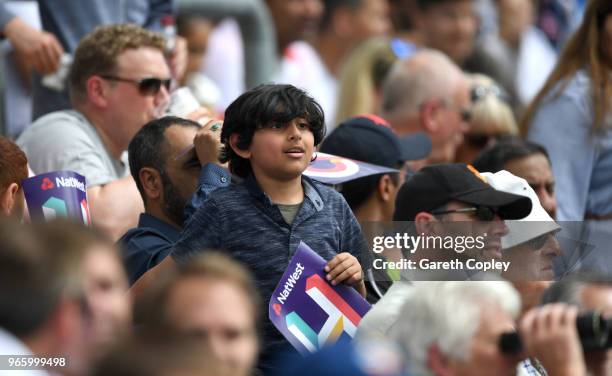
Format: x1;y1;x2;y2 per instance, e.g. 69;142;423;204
391;163;531;280
18;24;171;240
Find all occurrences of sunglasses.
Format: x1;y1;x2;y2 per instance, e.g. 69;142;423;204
431;206;499;221
99;75;171;95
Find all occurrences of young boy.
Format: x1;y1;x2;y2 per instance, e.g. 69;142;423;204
170;84;367;369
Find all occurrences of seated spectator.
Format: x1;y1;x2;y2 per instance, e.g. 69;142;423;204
320;115;430;225
136;253;259;376
542;271;612;376
0;136;28;220
413;0;517;105
35;219;132;370
0;219;128;375
381;49;471;166
472;136;557;218
320;114;431;299
455;74;518;164
92;332;236;376
279;0;391;130
176;15;221;110
393;281;587;376
17;24;170;240
356;164;531;338
119;116;223;284
393;164;531;271
482;170;562;282
335;37;416;124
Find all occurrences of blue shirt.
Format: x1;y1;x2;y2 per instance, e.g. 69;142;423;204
172;174;367;361
528;70;612;220
119;213;179;285
119;164;231;285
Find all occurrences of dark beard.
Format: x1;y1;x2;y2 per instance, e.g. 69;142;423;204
160;171;187;228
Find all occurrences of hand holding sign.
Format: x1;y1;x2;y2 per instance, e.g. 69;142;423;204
324;253;365;296
269;242;371;356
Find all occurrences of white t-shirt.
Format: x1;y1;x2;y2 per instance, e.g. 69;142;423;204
277;41;338;133
17;110;128;187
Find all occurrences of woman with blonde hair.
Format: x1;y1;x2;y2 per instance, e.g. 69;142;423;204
522;0;612;220
335;37;415;125
455;74;518;164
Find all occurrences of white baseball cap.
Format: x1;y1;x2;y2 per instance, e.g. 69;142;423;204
481;170;560;249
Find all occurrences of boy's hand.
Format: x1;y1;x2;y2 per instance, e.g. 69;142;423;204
324;253;366;297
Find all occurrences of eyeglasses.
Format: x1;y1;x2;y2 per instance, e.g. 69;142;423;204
431;206;499;221
99;75;171;95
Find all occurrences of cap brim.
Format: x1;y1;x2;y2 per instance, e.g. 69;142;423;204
455;187;533;220
398;132;432;161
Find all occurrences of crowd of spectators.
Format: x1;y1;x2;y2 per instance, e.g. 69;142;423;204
0;0;611;375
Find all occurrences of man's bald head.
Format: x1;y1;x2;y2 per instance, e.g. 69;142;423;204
381;49;471;164
381;49;464;118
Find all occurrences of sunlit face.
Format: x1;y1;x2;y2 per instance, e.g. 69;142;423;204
80;245;131;354
182;18;214;76
504;154;556;219
446;304;520;376
429;77;471;164
166;276;258;375
502;232;561;281
105;47;171;150
350;0;391;42
419;0;478;64
241;118;315;183
266;0;323;51
438;201;509;263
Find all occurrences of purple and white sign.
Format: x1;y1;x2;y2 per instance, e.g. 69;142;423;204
305;152;398;185
22;171;90;225
269;242;371;355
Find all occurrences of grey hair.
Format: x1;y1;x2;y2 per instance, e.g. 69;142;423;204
541;270;612;306
381;49;464;119
392;281;520;376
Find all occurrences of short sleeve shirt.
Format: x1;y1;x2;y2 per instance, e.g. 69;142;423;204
17;110;128;187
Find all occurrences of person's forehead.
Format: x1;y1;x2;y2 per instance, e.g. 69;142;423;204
505;154;553;182
115;47;169;77
164;125;198;152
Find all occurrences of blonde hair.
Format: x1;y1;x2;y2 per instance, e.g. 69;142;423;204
335;37;398;124
469;74;518;136
521;0;612;134
69;24;166;105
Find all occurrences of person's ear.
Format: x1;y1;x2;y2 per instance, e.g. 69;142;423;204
86;76;109;108
378;174;394;202
420;99;442;132
426;344;454;376
139;168;162;201
414;211;437;235
0;183;20;217
229;133;251;159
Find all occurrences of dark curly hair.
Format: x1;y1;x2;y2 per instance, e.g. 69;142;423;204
220;84;326;178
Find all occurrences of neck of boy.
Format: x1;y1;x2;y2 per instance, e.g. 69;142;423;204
256;173;304;205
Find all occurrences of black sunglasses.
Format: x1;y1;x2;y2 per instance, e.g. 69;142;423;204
431;206;499;221
99;75;171;95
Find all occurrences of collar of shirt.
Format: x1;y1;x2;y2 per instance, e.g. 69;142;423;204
243;174;324;211
137;213;181;243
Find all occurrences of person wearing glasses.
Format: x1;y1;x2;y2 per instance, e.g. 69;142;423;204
17;24;171;240
356;164;531;340
381;49;471;167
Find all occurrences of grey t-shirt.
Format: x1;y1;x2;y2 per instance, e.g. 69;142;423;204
276;202;302;225
17;110;128;187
